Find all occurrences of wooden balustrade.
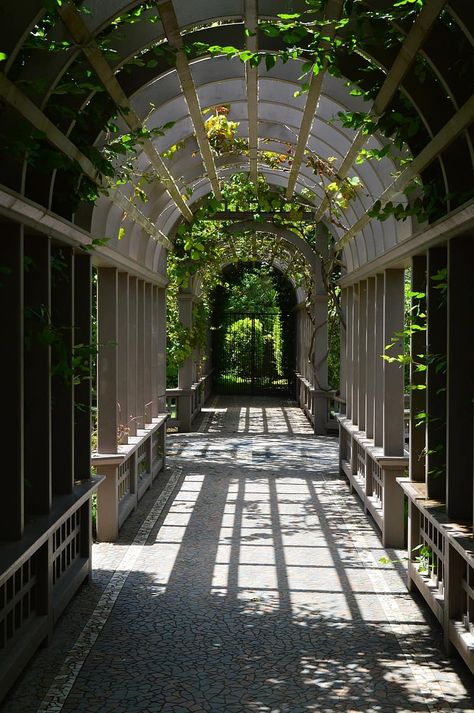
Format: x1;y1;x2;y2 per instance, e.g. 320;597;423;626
92;415;167;542
400;479;474;675
338;415;407;547
0;480;101;699
295;373;344;434
166;371;213;432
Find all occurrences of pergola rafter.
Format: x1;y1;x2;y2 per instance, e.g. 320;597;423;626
285;0;343;200
314;0;449;221
0;71;172;250
337;94;474;252
245;0;259;186
157;0;222;201
59;2;193;223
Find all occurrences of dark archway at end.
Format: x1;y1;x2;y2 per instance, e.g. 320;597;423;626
210;263;297;398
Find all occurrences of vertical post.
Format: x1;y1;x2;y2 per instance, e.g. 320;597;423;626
426;247;447;500
383;269;405;457
95;464;119;542
136;280;145;429
313;296;329;434
407;499;420;592
97;267;118;453
118;272;129;444
351;283;359;427
157;287;167;413
339;287;347;409
358;280;367;433
447;236;474;522
374;274;384;447
346;286;353;420
409;255;427;482
0;223;24;539
365;277;376;440
74;253;92;481
313;228;329;434
128;277;138;437
51;246;75;494
144;282;153;423
151;286;159;418
178;293;194;432
24;234;51;515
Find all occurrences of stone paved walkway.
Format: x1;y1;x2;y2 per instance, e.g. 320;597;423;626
2;396;474;713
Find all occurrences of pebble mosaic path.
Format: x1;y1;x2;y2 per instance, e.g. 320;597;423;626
2;396;474;713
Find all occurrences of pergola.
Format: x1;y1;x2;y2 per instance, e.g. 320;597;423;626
0;0;473;697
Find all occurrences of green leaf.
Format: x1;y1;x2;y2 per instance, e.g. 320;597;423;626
265;54;277;72
0;52;6;62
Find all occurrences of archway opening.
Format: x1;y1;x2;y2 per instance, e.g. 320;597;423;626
211;262;297;396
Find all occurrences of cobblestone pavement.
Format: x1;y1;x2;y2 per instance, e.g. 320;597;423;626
2;397;474;713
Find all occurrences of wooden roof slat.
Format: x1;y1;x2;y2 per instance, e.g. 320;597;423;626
245;0;259;186
285;0;343;200
157;0;222;201
0;71;172;249
59;2;193;223
337;94;474;251
315;0;449;221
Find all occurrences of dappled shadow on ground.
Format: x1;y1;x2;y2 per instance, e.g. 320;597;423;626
3;398;474;713
196;396;314;436
62;460;474;712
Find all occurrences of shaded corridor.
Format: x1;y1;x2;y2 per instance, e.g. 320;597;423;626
2;397;473;713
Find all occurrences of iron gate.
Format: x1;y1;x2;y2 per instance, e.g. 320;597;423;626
214;311;290;395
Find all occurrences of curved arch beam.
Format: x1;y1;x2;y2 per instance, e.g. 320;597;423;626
226;220;319;272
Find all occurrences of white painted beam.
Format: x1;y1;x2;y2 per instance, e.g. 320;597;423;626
285;0;343;199
0;71;172;249
59;2;193;223
337;95;474;252
315;0;449;220
245;0;258;186
157;0;222;200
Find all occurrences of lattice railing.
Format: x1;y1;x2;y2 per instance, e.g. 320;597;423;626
117;459;131;502
461;563;474;636
342;427;352;466
152;430;163;467
136;441;149;479
0;553;39;653
416;512;445;596
52;510;82;586
368;457;383;508
356;441;366;480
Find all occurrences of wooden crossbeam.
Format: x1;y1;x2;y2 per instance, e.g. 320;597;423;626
337;95;474;251
0;71;172;249
314;0;449;221
285;0;343;200
59;2;193;223
157;0;222;200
